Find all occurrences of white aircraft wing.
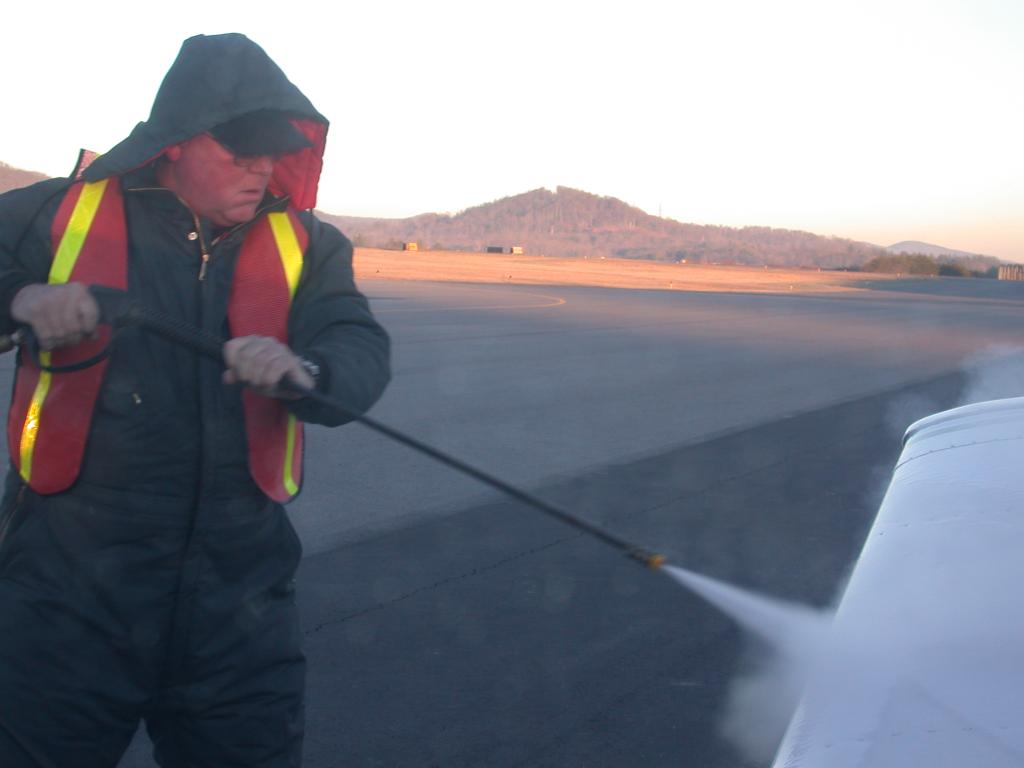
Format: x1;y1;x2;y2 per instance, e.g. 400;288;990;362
773;397;1024;767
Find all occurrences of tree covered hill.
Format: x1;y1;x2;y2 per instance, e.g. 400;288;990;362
320;186;889;269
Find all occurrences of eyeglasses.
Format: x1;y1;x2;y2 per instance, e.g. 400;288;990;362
231;152;280;169
206;133;279;168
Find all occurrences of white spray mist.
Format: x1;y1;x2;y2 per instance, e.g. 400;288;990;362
661;565;833;764
957;345;1024;407
656;348;1024;763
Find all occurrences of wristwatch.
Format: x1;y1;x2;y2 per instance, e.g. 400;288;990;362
298;356;321;387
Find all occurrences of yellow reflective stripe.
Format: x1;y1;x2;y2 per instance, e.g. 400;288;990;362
268;212;303;300
283;413;299;497
19;352;52;482
20;181;109;482
50;179;109;284
268;212;303;496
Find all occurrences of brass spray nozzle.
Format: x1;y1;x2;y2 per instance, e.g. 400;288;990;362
627;548;666;570
645;553;667;570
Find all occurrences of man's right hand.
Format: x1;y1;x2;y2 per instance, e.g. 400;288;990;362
10;283;101;350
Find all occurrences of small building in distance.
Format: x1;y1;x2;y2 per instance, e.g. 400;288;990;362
510;246;524;255
486;246;504;254
403;242;419;251
997;264;1024;280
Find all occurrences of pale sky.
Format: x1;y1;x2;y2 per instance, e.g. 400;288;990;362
3;0;1022;259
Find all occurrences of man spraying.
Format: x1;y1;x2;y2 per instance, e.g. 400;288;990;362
0;33;390;767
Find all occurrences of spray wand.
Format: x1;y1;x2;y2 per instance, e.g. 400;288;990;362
0;286;667;570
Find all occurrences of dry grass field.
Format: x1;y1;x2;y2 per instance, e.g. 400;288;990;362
353;247;885;295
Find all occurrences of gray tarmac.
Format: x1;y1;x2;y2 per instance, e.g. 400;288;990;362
288;277;1024;554
3;275;1019;767
294;370;965;768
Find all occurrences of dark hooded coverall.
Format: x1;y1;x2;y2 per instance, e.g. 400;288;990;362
0;34;390;767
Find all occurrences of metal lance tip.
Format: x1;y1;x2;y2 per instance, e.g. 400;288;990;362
646;553;667;569
627;548;667;570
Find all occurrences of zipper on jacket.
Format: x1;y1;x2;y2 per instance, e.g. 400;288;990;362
183;207;213;282
125;185;291;279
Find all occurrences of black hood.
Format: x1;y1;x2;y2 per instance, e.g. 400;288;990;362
84;33;329;210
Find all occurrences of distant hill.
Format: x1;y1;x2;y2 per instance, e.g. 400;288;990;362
887;240;980;259
0;162;47;193
886;240;1000;274
319;186;889;269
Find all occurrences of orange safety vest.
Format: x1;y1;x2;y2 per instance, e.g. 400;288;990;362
6;178;308;502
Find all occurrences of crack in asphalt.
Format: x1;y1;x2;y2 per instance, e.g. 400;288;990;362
304;532;583;636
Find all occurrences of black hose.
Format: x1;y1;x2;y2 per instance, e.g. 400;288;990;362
5;287;667;570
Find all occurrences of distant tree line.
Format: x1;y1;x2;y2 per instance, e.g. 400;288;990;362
861;253;997;279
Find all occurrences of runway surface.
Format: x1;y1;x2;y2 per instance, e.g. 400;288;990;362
2;276;1021;766
288;278;1024;555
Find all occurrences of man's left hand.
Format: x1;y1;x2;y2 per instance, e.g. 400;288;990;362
222;336;314;398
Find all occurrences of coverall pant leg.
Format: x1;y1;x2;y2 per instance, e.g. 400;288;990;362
145;495;306;768
0;487;305;768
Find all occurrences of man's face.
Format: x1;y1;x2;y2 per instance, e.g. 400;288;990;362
163;133;274;227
